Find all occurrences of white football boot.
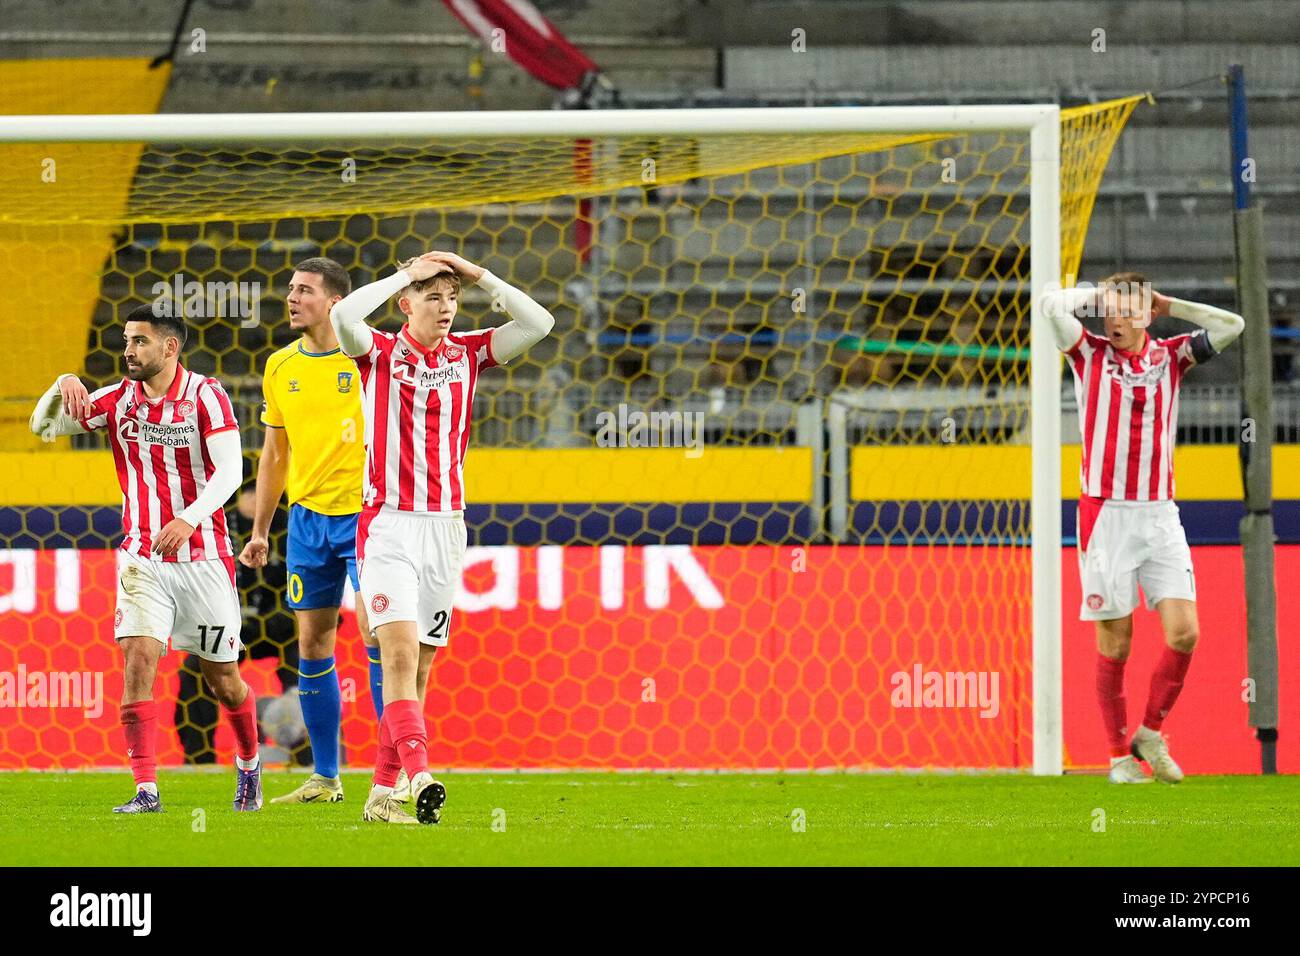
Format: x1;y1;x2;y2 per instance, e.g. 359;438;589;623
392;768;412;803
362;785;419;824
1108;755;1153;784
408;771;447;825
1131;726;1184;783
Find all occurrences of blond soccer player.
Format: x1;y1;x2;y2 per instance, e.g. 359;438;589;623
330;250;553;824
1043;273;1243;784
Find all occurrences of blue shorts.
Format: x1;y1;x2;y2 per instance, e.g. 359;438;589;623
286;505;360;611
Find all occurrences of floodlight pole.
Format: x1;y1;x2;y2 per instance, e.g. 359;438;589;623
1228;64;1280;775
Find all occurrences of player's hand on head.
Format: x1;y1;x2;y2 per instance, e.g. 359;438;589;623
403;253;456;282
1151;291;1172;319
238;535;269;568
152;517;196;558
59;375;91;421
422;250;484;282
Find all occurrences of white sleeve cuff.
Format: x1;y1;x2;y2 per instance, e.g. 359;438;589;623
476;271;555;364
1168;297;1245;352
178;429;243;526
330;270;411;357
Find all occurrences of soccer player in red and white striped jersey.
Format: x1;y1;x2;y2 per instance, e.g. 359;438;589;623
330;251;553;824
1043;273;1244;784
29;304;264;813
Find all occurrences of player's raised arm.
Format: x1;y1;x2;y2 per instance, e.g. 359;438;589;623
29;373;93;441
423;250;555;364
1039;286;1099;352
1161;293;1245;354
329;255;451;358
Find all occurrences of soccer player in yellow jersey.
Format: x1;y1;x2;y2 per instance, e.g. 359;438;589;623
238;258;378;803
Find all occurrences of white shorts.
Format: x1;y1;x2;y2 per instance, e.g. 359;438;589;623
114;550;243;662
357;507;466;646
1076;498;1196;621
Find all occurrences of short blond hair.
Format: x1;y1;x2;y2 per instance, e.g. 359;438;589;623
1098;270;1153;319
1100;270;1150;293
395;257;460;301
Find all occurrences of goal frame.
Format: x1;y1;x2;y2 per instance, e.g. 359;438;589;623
0;105;1064;775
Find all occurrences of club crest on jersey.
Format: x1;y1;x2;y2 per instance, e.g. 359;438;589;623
443;345;463;363
1111;351;1169;388
337;371;353;392
175;399;195;417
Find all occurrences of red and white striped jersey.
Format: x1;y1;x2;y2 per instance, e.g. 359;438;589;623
354;323;496;513
82;365;240;561
1065;329;1215;500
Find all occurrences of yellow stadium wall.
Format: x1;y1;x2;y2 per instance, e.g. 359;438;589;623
0;58;171;449
4;444;1298;506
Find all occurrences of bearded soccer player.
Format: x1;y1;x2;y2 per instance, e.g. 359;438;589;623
239;257;388;805
29;304;262;812
330;250;554;824
1043;273;1244;784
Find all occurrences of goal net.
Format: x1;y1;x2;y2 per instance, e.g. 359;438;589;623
0;97;1140;772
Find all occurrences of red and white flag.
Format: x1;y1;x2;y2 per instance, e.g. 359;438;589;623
439;1;616;262
441;0;601;91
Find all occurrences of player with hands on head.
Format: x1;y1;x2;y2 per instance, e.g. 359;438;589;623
1042;273;1244;784
330;249;554;824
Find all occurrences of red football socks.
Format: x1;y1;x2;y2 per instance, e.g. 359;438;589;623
1143;646;1193;732
120;699;158;786
373;710;403;788
384;698;429;781
222;686;259;763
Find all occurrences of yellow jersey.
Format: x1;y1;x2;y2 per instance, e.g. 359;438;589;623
260;341;366;516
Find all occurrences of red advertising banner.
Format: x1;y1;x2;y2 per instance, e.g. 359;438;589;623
1;545;1293;772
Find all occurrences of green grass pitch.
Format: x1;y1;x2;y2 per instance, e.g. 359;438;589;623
4;771;1297;866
